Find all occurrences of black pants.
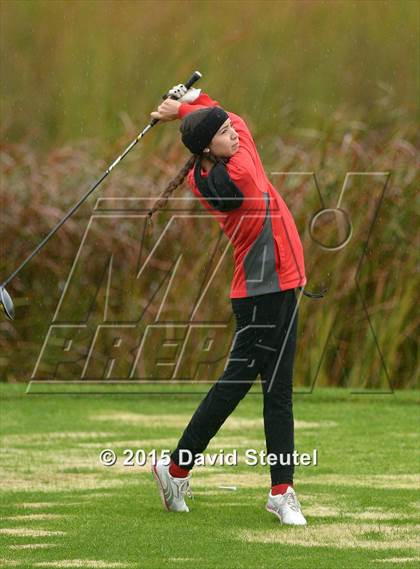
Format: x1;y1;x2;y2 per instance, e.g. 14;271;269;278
170;288;299;485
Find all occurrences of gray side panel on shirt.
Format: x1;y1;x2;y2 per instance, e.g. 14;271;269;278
243;192;282;296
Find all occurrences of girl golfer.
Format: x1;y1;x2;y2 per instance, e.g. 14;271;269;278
148;85;310;525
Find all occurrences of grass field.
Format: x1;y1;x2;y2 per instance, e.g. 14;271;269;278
0;383;419;568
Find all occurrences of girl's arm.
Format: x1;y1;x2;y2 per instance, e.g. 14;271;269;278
178;94;262;210
177;94;258;182
177;92;221;118
224;111;260;200
150;93;261;211
150;92;220;122
151;92;255;163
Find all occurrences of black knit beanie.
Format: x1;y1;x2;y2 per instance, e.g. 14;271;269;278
180;107;229;154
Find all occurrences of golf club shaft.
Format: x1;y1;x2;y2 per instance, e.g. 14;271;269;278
1;71;202;290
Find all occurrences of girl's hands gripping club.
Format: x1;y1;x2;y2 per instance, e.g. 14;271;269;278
150;84;202;122
150;98;181;122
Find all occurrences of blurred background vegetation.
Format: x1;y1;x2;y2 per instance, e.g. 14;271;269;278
0;0;418;389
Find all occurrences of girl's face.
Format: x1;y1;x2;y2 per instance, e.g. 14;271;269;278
208;118;239;159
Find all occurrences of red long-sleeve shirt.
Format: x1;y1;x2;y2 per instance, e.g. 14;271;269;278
178;92;307;298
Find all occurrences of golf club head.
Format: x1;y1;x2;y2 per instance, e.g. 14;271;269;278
0;286;15;320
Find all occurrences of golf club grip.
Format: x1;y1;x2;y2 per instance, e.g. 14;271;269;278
150;71;203;127
162;70;202;100
184;70;202;90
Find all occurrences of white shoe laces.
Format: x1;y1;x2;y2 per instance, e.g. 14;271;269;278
175;476;194;500
284;491;301;513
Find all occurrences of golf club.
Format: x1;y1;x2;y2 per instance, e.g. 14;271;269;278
0;71;203;321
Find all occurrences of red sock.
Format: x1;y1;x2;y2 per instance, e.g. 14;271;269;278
271;483;293;495
169;459;190;478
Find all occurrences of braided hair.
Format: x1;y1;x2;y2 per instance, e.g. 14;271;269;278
145;110;225;232
145;154;197;233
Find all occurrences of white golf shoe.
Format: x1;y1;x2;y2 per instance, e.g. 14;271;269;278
152;459;193;512
266;486;307;525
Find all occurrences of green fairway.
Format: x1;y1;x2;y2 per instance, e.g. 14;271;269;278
0;384;419;568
